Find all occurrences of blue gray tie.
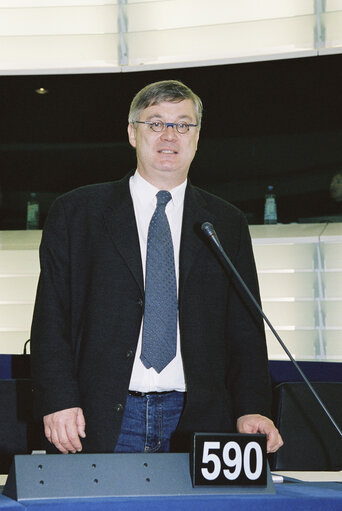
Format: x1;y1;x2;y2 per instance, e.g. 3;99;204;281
141;190;178;373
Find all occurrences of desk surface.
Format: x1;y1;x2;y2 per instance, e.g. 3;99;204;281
1;481;342;511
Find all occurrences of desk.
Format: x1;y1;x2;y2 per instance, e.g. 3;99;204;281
1;481;342;511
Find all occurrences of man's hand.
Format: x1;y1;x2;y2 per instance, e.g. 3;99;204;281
237;414;283;453
43;407;86;454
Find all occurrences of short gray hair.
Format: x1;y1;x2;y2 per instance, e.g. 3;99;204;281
128;80;203;128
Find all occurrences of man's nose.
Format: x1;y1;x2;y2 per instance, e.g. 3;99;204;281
161;124;178;139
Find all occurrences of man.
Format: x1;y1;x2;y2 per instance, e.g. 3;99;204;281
31;80;283;455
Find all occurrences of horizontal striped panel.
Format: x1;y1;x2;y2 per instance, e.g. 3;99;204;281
322;243;342;269
1;34;119;71
0;6;118;36
0;331;30;355
323;11;342;50
0;0;115;8
262;300;317;329
127;16;316;67
125;0;314;32
250;223;325;242
253;243;317;271
0;230;41;250
0;276;39;303
266;329;317;360
0;251;40;275
325;330;342;358
258;272;316;300
1;1;115;6
322;300;342;327
326;0;342;10
322;272;342;299
0;304;34;329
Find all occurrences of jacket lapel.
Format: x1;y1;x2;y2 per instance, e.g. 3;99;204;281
102;175;144;294
179;183;216;301
101;177;215;299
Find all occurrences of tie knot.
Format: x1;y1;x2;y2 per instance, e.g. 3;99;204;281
156;190;172;208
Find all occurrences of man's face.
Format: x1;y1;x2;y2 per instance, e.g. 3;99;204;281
127;99;200;188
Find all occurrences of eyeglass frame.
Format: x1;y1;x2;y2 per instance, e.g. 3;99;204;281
133;120;198;134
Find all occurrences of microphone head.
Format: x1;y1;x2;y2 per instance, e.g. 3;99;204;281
201;222;216;237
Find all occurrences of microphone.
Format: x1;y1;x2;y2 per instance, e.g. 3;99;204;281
201;221;342;439
201;222;220;249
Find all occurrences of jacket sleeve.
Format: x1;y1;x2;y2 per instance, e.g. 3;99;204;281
224;213;272;420
30;197;81;419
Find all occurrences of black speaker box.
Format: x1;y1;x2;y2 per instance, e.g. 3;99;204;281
0;379;41;473
272;382;342;470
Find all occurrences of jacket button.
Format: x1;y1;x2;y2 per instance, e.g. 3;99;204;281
114;403;124;413
126;349;134;359
137;298;143;307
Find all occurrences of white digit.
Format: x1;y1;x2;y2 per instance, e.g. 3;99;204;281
244;442;263;480
222;441;242;480
201;441;221;480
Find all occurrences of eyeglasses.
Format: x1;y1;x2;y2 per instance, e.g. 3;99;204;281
134;120;198;134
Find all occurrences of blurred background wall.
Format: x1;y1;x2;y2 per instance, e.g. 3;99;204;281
0;0;341;228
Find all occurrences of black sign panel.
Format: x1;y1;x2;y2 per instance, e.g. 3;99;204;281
191;433;267;486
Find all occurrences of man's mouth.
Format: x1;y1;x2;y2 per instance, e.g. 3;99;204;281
158;149;178;154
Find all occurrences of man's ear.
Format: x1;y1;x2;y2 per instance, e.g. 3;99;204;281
195;129;200;151
127;123;137;148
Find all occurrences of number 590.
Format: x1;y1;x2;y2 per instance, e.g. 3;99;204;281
201;441;263;481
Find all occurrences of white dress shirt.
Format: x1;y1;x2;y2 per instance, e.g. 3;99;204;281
128;170;187;392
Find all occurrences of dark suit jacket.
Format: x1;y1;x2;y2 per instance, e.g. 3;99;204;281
30;173;271;453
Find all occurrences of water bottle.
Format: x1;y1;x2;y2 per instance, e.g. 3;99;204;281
264;185;277;224
26;192;40;229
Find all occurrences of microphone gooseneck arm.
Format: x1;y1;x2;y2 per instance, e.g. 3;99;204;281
201;221;342;439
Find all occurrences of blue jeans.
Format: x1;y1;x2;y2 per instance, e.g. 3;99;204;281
114;391;185;453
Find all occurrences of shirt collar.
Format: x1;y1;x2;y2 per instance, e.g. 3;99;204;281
131;170;187;210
